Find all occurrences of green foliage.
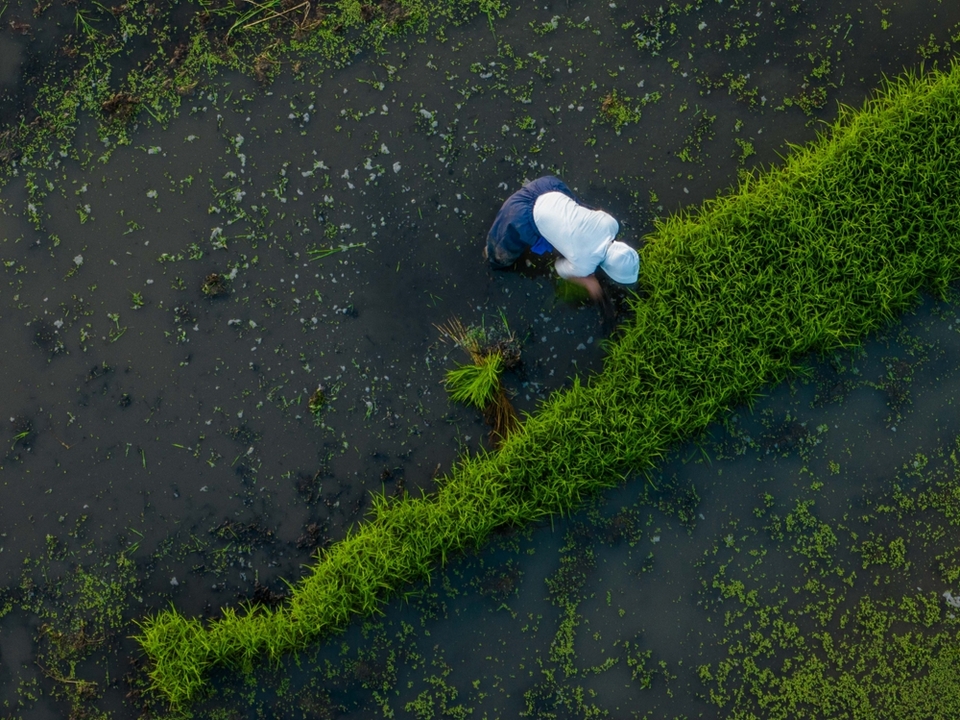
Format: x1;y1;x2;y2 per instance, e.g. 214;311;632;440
138;60;960;706
4;0;506;172
624;641;655;689
698;434;960;719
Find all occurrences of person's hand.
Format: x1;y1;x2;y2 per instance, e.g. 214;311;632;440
568;274;604;303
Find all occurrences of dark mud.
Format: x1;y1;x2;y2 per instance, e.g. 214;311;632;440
2;0;960;716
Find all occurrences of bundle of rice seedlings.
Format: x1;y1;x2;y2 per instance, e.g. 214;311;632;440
444;353;503;410
436;316;486;363
555;277;591;304
439;317;521;447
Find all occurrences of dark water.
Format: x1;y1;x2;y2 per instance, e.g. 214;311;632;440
2;0;960;716
187;292;960;718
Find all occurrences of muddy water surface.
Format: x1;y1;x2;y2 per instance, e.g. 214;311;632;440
3;0;960;717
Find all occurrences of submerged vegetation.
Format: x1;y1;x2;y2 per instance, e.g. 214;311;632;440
136;59;960;705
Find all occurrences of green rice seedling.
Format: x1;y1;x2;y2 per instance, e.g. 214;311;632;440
74;9;102;39
307;242;369;261
444;354;503;411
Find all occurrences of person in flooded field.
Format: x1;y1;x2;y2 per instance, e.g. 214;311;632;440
485;176;639;303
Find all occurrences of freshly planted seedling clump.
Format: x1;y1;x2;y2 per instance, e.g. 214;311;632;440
201;273;230;298
308;386;327;416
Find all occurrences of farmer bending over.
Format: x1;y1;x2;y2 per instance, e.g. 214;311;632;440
485;176;639;302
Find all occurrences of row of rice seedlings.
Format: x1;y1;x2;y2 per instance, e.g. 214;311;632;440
136;61;960;706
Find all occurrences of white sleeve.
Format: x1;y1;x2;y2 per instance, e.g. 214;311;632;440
555;256;593;279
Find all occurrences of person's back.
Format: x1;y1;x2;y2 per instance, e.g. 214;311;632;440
532;191;620;280
485;176;576;267
485;176;639;302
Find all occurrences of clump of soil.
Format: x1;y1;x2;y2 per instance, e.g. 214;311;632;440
360;0;408;24
296;522;330;550
101;92;140;122
243;580;286;608
295;470;322;503
201;272;230;298
211;518;275;546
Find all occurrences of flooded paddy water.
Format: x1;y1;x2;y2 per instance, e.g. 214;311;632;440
195;295;960;719
2;0;960;717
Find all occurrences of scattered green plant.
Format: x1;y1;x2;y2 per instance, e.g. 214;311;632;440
598;90;641;133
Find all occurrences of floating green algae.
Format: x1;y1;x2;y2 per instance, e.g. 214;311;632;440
699;442;960;719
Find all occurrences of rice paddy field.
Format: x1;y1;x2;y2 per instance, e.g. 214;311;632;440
3;0;960;717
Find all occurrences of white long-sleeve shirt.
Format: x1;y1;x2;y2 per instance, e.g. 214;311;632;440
532;191;620;279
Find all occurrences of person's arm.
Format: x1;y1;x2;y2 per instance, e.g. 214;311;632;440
566;273;604;303
555;256;604;302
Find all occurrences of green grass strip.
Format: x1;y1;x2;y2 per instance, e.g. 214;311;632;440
136;60;960;705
